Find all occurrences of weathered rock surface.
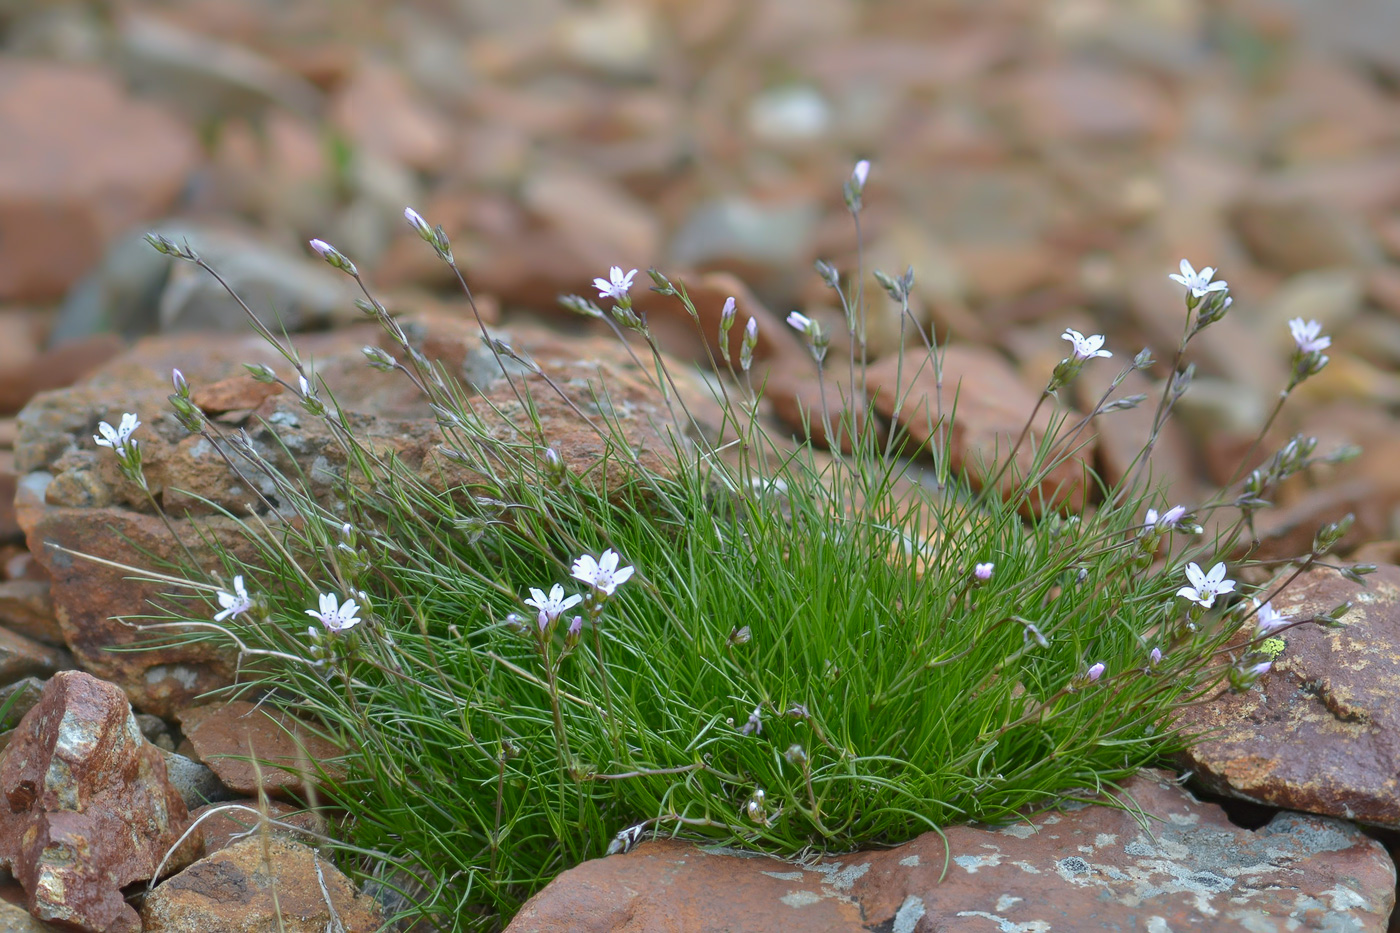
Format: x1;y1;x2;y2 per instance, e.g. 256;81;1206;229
0;581;61;647
0;671;194;933
141;837;383;933
0;884;64;933
188;799;319;856
177;701;344;799
0;58;197;301
0;628;69;686
509;770;1394;932
1179;564;1400;828
867;344;1095;510
14;319;711;714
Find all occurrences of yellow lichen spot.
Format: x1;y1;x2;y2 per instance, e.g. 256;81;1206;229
1260;637;1286;659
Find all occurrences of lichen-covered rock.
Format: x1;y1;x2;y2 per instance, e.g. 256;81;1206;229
0;671;195;933
176;701;345;799
508;770;1393;932
141;837;383;933
1178;564;1400;827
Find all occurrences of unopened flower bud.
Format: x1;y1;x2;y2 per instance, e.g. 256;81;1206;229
719;296;737;364
1133;348;1155;370
309;239;358;276
814;260;840;289
144;232;198;261
784;743;807;766
363;346;397;372
172;368;189;397
646;268;676;296
740;318;758;373
504;613;528;636
245;363;277;384
727;625;751;647
560;294;605;319
543;446;567;486
873;268;906;302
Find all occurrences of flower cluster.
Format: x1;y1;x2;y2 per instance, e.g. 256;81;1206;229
514;549;635;653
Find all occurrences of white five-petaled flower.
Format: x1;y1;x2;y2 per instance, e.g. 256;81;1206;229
1168;259;1229;298
306;592;362;633
1061;328;1112;361
974;562;994;581
94;412;141;454
524;584;584;631
1145;505;1186;532
593;266;637;302
1288;318;1331;354
214;575;251;622
571;549;634;597
1176;561;1236;609
1252;600;1289;635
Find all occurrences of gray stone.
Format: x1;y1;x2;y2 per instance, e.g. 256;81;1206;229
670;198;819;269
116;13;322;119
160;749;238;809
51;225;356;343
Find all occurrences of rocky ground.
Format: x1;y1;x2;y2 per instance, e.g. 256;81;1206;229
5;0;1400;930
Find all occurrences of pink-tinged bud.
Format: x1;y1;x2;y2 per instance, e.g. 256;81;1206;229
309;238;334;259
720;296;737;329
405;207;431;238
567;615;582;637
172;368;188;397
1086;662;1105;682
974;562;994;581
1251;661;1272;678
1149;648;1162;666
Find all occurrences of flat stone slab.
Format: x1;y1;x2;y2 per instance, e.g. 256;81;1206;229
1179;564;1400;827
508;770;1394;932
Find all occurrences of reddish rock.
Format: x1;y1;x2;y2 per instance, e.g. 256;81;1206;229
0;577;69;644
176;701;345;799
189;373;284;415
0;671;194;932
1179;564;1400;828
510;770;1392;932
0;883;65;932
141;837;383;933
0;626;71;685
0;335;125;417
20;478;244;719
0;59;198;302
866;344;1095;511
330;61;452;173
188;799;319;855
1004;64;1175;145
